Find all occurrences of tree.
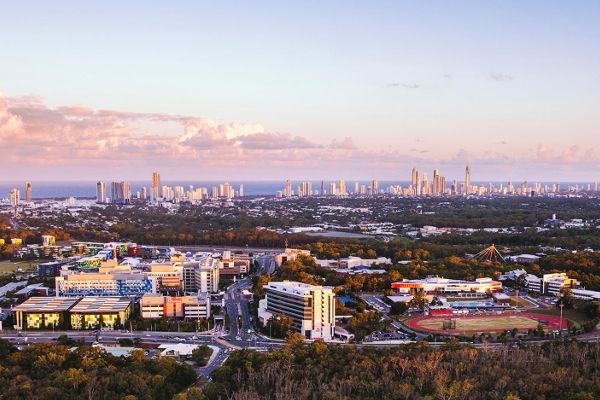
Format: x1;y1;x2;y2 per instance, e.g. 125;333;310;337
557;288;575;309
409;291;428;310
390;301;408;315
191;344;213;367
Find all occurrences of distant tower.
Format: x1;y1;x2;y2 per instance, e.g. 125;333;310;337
433;169;439;195
372;180;378;195
339;180;346;195
286;179;292;197
96;181;107;204
239;184;244;197
412;167;418;188
465;165;471;194
9;188;20;207
321;180;325;196
25;182;31;201
151;172;161;200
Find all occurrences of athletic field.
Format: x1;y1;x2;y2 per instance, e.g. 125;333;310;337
406;313;567;333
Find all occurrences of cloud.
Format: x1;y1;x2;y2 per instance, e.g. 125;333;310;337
237;132;321;150
329;137;356;150
386;83;420;89
489;73;513;82
2;90;599;181
443;74;452;79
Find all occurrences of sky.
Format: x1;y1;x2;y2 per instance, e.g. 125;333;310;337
0;1;599;182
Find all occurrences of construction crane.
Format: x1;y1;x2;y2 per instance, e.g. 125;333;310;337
472;244;506;263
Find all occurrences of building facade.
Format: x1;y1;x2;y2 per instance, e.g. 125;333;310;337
258;280;335;340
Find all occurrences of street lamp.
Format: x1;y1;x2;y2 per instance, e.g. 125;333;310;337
559;303;564;334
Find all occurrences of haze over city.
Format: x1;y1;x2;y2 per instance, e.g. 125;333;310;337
1;1;599;181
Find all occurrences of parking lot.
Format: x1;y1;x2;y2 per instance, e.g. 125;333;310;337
361;294;391;313
364;329;409;342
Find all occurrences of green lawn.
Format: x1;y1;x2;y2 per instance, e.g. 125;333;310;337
0;261;39;274
529;307;590;329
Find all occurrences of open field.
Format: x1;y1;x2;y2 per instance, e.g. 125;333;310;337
406;313;567;334
510;296;537;308
0;261;39;274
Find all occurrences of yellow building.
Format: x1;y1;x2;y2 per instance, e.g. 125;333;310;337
69;297;132;329
13;297;80;330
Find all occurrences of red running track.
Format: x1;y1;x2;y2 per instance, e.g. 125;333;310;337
406;313;569;333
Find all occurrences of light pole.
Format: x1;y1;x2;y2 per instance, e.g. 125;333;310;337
559;303;564;334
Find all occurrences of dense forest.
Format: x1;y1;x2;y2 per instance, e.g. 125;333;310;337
0;340;196;400
199;340;600;400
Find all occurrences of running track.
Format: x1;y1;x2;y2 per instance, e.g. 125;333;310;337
406;313;568;333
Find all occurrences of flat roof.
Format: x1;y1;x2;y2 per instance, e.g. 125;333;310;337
13;297;80;313
70;297;131;313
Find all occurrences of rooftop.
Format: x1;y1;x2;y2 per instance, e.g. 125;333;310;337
70;297;131;313
13;296;80;313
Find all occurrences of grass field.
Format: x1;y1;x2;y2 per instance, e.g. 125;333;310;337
406;313;567;333
0;261;39;274
510;296;537;308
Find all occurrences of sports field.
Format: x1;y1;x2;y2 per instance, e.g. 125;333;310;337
406;313;567;333
0;261;39;274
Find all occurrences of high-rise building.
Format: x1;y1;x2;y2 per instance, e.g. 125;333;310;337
239;184;244;197
141;186;147;200
354;181;359;194
9;188;20;207
96;181;107;204
465;165;471;194
339;180;346;195
151;172;161;200
321;180;325;196
372;180;378;195
259;280;335;340
285;179;292;197
110;181;131;204
25;182;32;201
329;182;337;196
433;169;440;195
412;168;418;188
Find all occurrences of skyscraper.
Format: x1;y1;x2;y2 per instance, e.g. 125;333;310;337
339;180;346;195
412;167;418;188
433;169;439;195
465;165;471;194
372;180;378;195
110;181;131;204
151;172;161;200
141;186;147;200
9;188;20;207
239;184;244;197
96;181;107;203
321;180;325;196
354;181;359;194
286;179;292;197
25;182;31;201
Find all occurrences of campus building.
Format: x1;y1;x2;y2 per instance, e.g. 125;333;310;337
391;276;502;294
140;293;211;319
69;297;132;329
524;273;580;295
13;297;80;330
258;280;335;340
55;263;154;297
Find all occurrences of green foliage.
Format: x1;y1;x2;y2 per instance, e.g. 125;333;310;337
207;341;600;400
191;344;213;367
0;342;196;399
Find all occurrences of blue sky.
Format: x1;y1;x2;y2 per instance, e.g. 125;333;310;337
0;1;599;181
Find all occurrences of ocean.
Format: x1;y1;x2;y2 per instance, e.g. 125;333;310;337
0;180;591;199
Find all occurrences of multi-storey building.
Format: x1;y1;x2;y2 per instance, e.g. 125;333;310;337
258;280;335;340
392;276;502;294
141;293;211;319
55;263;153;297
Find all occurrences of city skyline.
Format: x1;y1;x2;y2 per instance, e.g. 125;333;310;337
0;2;598;181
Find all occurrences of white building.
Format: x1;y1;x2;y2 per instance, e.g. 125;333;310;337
258;280;335;340
392;276;502;294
